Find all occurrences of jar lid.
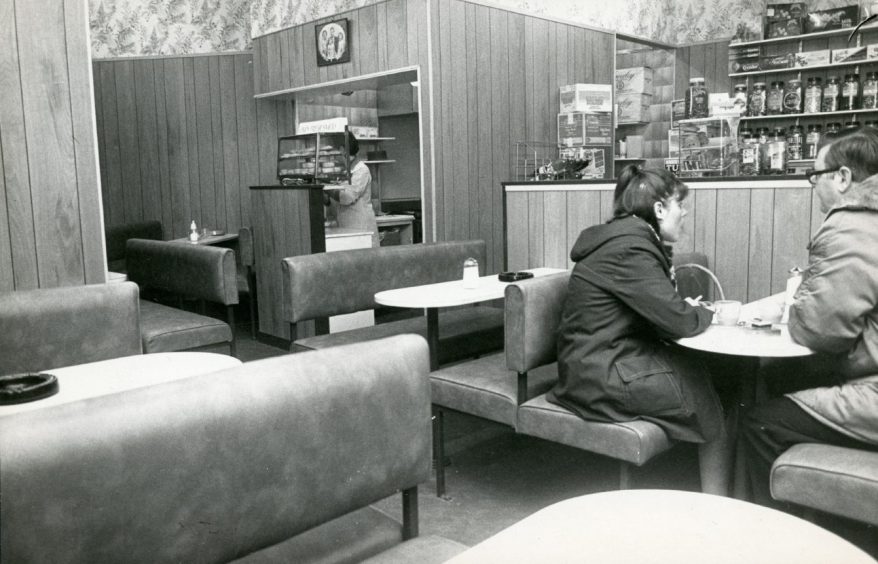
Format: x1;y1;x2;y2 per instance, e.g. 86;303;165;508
807;77;821;84
691;77;705;82
734;83;748;89
844;121;861;128
827;76;840;82
772;126;786;133
845;73;860;80
757;127;770;133
807;124;822;131
789;125;804;132
753;81;766;87
770;81;784;87
787;78;802;84
868;72;878;80
740;128;754;135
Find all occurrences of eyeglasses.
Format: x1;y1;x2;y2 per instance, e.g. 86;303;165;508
805;167;842;185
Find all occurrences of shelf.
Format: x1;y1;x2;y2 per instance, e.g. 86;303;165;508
363;160;396;164
616;121;649;126
360;137;396;141
614;157;646;160
730;59;878;77
677;116;737;124
740;108;878;121
730;24;878;48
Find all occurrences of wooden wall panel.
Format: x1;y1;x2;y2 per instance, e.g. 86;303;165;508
506;185;818;302
1;0;104;290
93;53;258;240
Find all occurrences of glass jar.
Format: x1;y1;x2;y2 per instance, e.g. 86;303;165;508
826;122;842;135
863;72;878;109
786;125;804;161
804;77;822;113
687;77;709;119
767;81;785;115
748;82;767;116
766;128;787;174
844;121;861;131
756;127;770;144
739;134;761;176
783;79;803;114
840;74;860;111
822;76;841;112
733;83;748;113
865;120;878;128
805;124;822;159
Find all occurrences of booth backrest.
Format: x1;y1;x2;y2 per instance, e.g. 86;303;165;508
126;239;238;305
105;220;163;271
282;240;486;323
0;282;142;374
0;335;432;564
504;272;569;374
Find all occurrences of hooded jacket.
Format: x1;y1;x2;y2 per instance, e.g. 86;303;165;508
548;215;716;441
787;173;878;446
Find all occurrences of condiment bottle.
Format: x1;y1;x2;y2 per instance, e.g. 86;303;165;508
804;77;822;113
767;81;785;115
783;79;803;114
805;124;822;159
781;267;803;324
863;72;878;109
840;74;860;111
462;257;479;289
749;82;767;116
189;220;199;242
822;76;841;112
786;125;804;161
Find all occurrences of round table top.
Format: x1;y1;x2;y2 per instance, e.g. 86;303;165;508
446;489;875;564
675;323;814;358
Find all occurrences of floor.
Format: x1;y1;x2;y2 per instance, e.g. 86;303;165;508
230;321;878;558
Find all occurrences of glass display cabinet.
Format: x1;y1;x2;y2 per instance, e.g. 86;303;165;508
676;116;738;177
277;131;351;184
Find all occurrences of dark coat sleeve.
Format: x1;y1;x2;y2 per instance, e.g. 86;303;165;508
584;238;714;339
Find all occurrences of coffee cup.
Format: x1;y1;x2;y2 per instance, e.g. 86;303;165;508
714;300;742;326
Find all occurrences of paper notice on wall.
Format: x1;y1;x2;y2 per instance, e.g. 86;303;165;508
297;117;349;134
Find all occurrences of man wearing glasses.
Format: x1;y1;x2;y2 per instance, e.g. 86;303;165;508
743;128;878;514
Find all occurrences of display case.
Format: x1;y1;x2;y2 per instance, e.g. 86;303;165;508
277;131;351;184
676;116;738;178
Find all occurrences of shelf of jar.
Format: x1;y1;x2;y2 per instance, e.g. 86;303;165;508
360;137;396;141
616;121;649;126
729;59;878;78
740;108;878;121
677;116;739;125
614;157;646;160
363;160;396;164
730;24;878;48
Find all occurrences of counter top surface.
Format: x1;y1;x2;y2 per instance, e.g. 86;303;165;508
504;175;810;191
376;214;415;224
325;227;373;238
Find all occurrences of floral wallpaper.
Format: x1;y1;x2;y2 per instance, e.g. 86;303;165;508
88;0;872;57
250;0;871;45
89;0;252;58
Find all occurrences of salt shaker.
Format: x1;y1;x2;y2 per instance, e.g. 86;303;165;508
462;257;479;289
781;266;802;323
189;220;199;243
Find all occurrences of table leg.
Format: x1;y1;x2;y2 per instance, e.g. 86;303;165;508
427;307;439;371
733;357;760;500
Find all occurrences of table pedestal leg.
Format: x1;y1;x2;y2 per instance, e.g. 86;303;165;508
733;357;760;500
427;307;439;371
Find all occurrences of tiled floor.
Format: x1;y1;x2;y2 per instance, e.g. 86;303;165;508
232;324;878;557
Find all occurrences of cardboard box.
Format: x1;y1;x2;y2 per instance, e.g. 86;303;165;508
729;47;762;60
617;93;652;124
349;125;379;138
729;21;763;44
668;130;680;159
760;53;793;70
557;112;613;146
793;49;831;68
616;67;654;95
833;46;867;63
729;57;761;74
766;17;804;38
765;3;806;21
709;93;741;116
625;135;645;158
868;44;878;59
671;99;687;128
558;146;608;179
559;83;613;113
805;6;859;33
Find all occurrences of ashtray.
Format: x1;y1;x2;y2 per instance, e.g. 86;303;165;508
0;372;59;405
498;271;535;282
208;229;225;236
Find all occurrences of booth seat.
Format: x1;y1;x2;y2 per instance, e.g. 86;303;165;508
104;219;163;273
0;335;467;564
0;282;142;374
282;240;503;364
771;443;878;526
126;239;238;356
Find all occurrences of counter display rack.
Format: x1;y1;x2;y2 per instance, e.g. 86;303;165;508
676;116;738;178
277;131;351;184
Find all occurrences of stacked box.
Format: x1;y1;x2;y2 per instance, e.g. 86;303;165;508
557;112;613;146
729;46;761;74
793;49;831;67
833;46;867;63
616;67;654;96
559;84;613;113
617;93;652;124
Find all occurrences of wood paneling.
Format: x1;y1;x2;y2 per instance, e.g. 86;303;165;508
506;184;818;302
252;0;615;275
93;53;259;239
0;0;104;290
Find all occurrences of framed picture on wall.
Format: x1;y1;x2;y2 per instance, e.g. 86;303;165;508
315;19;351;66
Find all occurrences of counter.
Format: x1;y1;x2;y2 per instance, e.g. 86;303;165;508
376;213;415;245
503;176;815;303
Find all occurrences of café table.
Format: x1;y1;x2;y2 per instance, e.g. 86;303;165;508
168;232;239;246
446;489;875;564
374;268;566;370
674;293;815;498
0;352;242;418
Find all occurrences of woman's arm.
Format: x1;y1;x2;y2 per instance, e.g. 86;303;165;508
336;163;371;206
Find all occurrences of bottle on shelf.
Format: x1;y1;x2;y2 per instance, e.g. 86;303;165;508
863;72;878;110
783;79;803;114
844;121;861;131
786;125;804;161
866;120;878;128
739;133;761;176
748;82;767;117
804;77;822;114
826;122;843;135
686;77;710;119
823;76;841;113
767;81;785;115
733;83;748;113
841;74;861;111
805;124;822;159
765;127;787;175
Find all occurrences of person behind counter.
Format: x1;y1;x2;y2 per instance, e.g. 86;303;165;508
743;128;878;511
326;131;379;247
548;164;734;496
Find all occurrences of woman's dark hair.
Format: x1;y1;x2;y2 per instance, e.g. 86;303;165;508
612;164;688;233
821;127;878;183
346;130;359;156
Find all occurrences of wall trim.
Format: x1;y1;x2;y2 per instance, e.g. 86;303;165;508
91;51;253;63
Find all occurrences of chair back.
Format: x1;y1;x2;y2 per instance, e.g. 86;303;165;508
126;239;238;306
504;272;570;373
673;252;723;301
237;227;255;268
105;220;163;272
0;282;142;374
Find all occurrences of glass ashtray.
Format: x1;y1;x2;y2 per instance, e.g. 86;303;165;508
0;373;59;405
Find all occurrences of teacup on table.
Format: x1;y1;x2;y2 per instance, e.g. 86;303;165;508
714;300;742;326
